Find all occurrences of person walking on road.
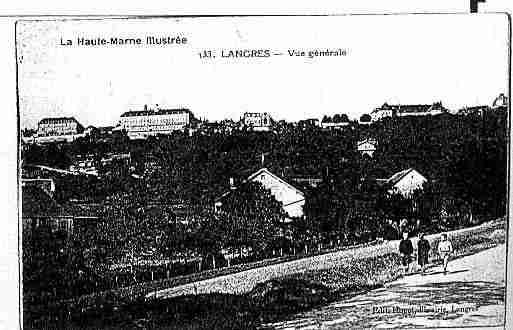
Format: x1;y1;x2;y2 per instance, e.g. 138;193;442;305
417;232;430;274
399;232;413;274
438;233;453;274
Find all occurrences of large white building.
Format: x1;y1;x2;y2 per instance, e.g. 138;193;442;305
371;102;448;122
216;168;305;219
117;105;196;139
37;117;84;137
29;117;86;143
241;112;273;131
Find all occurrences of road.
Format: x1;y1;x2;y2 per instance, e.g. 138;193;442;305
147;242;398;299
263;244;506;329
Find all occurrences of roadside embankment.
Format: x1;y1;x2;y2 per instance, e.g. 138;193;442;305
25;218;506;329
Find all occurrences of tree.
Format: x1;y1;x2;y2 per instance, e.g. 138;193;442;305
189;211;225;269
97;183;173;264
22;128;36;137
360;113;372;123
217;181;285;256
303;181;354;243
23;142;71;169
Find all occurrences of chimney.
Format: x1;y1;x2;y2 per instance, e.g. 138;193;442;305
229;177;235;190
144;104;148;111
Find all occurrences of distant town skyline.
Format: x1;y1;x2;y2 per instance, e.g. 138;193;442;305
17;14;509;129
21;94;508;131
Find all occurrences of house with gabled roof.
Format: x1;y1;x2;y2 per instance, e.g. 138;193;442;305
377;168;427;198
22;185;100;237
357;138;377;157
22;186;75;238
215;168;305;219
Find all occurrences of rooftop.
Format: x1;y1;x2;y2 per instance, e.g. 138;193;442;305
358;138;377;146
216;167;305;202
386;168;415;186
120;108;191;117
244;112;269;116
38;117;80;125
492;93;508;108
373;102;447;114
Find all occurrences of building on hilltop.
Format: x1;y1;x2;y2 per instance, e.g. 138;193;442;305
370;104;394;122
116;105;197;139
215;168;305;220
457;94;508;117
37;117;84;137
492;93;508;110
457;105;490;116
371;102;448;122
32;117;85;143
241;112;273;132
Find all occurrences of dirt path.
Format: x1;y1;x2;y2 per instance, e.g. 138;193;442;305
264;244;506;329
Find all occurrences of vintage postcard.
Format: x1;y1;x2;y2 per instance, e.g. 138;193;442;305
17;13;510;329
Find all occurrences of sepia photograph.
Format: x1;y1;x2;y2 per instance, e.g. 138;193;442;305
17;13;509;329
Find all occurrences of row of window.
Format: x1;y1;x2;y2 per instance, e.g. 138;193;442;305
121;115;188;124
122;120;188;127
37;129;80;135
39;123;77;128
122;124;188;130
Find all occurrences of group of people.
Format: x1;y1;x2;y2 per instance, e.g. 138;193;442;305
398;231;453;275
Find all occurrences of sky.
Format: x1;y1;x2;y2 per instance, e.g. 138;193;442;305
16;14;509;129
